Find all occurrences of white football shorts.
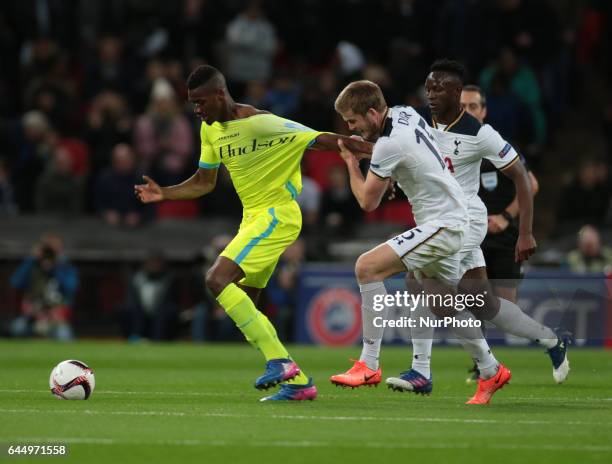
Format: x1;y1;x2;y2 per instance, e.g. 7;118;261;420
386;221;466;286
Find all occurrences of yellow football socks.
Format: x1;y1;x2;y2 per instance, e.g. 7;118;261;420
217;283;289;360
217;283;309;385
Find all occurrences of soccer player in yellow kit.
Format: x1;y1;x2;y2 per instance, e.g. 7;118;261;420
135;65;372;401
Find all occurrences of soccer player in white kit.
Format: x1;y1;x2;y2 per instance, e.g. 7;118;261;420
389;60;570;394
331;80;511;405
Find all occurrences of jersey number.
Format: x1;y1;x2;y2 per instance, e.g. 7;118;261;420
444;157;455;173
415;119;445;170
392;228;422;247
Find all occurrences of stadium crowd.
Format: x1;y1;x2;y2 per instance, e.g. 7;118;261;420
2;0;611;226
1;0;612;340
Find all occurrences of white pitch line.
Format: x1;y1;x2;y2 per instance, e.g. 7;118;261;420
1;389;611;403
0;389;234;397
1;408;610;427
3;437;611;453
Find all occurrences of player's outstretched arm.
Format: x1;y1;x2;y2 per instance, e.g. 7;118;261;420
311;133;373;158
337;139;389;211
135;168;217;203
500;160;536;261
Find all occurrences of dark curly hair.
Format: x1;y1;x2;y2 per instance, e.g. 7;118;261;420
430;59;466;84
186;65;226;90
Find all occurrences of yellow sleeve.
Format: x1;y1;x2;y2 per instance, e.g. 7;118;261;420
198;125;220;169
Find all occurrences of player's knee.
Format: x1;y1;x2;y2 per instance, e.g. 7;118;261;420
355;252;378;283
205;268;229;297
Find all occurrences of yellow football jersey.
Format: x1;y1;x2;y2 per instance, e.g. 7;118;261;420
199;114;324;211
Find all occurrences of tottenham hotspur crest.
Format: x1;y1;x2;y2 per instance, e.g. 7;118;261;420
453;139;461;156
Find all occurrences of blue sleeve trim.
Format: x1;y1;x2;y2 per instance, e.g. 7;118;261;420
198;161;220;169
306;137;318;148
284;122;314;132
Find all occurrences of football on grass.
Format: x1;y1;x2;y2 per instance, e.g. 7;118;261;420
49;360;95;400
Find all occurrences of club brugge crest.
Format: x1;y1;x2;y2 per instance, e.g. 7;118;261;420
307;288;362;345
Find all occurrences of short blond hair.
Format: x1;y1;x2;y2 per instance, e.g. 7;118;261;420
334;80;387;115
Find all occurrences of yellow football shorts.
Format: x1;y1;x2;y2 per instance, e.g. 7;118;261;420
221;200;302;289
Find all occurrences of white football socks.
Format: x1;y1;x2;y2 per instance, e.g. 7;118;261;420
358;281;388;370
491;298;558;349
410;303;434;378
450;310;499;379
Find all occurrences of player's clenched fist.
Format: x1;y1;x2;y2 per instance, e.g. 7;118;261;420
515;233;537;262
134;175;164;203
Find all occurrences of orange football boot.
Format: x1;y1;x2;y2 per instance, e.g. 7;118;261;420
466;363;511;405
330;359;381;388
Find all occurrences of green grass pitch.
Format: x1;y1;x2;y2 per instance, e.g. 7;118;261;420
1;340;611;464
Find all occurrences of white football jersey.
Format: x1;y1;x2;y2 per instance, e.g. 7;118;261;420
418;108;519;219
369;106;467;227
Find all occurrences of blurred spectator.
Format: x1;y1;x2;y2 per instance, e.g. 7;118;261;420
84;36;131;98
435;0;487;77
168;0;225;66
480;47;546;149
10;234;78;341
302;150;345;192
94;143;145;227
19;38;62;88
481;0;562;69
119;251;178;341
556;159;610;233
384;0;434;95
131;58;166;113
262;75;300;118
35;145;83;214
336;41;366;80
224;0;277;96
481;70;531;150
575;2;609;71
11;111;57;211
296;174;321;233
56;138;89;177
293;72;337;131
11;4;77;50
24;74;76;136
85;90;133;174
165;59;189;103
243;80;268;109
0;159;17;215
320;165;362;236
603;98;612;164
566;225;612;274
180;247;216;342
265;238;305;340
362;64;401;110
134;78;193;173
